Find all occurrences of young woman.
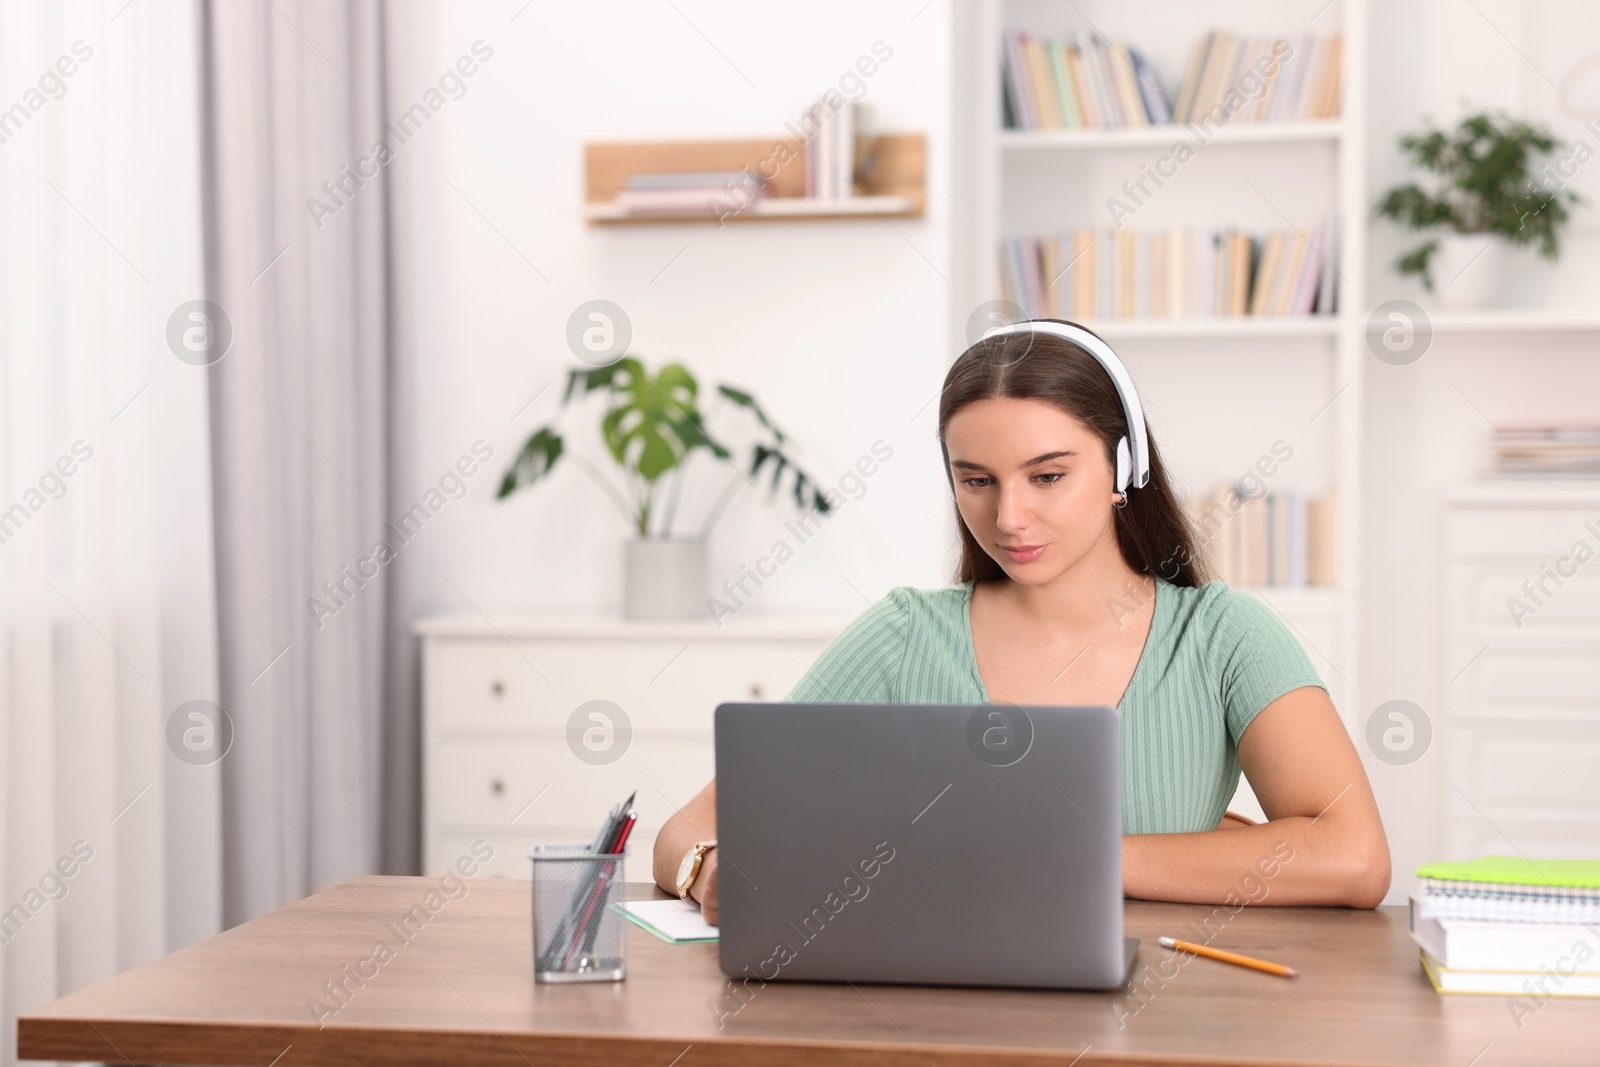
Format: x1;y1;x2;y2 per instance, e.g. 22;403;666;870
654;320;1390;923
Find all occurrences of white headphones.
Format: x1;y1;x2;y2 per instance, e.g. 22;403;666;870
948;319;1151;496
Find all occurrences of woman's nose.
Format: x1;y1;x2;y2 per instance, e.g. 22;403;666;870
994;480;1031;530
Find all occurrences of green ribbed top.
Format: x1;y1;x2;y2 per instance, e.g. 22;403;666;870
783;578;1326;835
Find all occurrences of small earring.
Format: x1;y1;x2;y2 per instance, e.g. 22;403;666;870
1113;492;1128;509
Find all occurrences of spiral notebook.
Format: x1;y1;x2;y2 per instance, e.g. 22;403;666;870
1414;856;1600;924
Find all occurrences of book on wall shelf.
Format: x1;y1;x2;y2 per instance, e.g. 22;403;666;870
1483;421;1600;479
1002;28;1342;132
804;99;875;201
610;171;769;215
1184;485;1337;589
999;216;1339;321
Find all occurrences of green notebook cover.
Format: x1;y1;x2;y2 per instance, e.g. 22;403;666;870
1416;855;1600;889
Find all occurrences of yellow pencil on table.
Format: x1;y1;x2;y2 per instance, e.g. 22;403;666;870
1158;936;1298;978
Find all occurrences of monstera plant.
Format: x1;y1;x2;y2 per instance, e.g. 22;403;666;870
498;357;831;618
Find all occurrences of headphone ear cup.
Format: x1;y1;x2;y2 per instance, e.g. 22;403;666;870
1115;436;1131;495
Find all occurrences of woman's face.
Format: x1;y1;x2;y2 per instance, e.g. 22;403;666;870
944;397;1120;584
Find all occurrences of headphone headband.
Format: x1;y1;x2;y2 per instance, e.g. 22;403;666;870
972;320;1151;493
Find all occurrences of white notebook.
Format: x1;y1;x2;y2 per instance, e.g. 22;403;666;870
1410;896;1600;971
616;899;719;943
1415;885;1600;924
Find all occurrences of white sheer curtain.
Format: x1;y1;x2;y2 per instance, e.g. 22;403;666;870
201;0;400;924
0;2;222;1064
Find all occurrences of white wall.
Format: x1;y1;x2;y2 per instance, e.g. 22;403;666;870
1364;0;1600;899
389;0;958;626
391;0;1600;899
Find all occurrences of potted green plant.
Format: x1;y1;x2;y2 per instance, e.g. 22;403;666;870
498;356;832;619
1374;111;1582;308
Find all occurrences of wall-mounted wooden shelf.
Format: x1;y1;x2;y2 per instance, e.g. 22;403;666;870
584;134;925;225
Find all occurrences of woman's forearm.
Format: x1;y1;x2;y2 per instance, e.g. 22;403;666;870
652;779;718;894
1122;814;1390;909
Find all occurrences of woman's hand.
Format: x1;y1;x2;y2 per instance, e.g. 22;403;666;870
652;779;721;920
689;848;720;925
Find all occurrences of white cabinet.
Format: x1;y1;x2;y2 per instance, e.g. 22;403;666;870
415;613;842;880
1446;483;1600;860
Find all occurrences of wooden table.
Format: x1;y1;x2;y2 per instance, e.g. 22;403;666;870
18;877;1598;1066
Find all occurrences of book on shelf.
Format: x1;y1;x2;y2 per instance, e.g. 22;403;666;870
999;217;1338;321
1176;31;1342;125
1408;856;1600;997
1003;28;1341;131
611;171;768;214
1484;420;1600;478
1002;30;1167;130
1184;484;1336;588
804;98;874;201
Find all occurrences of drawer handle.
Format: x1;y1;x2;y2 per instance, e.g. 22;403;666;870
490;680;505;698
490;778;505;795
749;683;764;698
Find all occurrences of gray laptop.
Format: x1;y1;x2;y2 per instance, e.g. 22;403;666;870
714;702;1138;990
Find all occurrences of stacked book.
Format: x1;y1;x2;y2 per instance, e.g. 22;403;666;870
1172;31;1342;124
1000;218;1338;321
1409;856;1600;996
612;171;766;216
804;100;874;201
1185;485;1337;588
1002;29;1343;131
1486;421;1600;478
1002;31;1170;129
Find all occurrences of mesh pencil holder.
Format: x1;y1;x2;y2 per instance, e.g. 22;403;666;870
528;844;628;983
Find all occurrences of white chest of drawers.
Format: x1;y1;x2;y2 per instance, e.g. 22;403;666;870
1445;482;1600;860
414;612;844;879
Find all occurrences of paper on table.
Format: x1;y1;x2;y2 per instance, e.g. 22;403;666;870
616;899;719;943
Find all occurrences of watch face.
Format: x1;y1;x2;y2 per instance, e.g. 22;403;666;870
676;849;696;888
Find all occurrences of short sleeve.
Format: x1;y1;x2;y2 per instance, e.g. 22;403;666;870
783;589;908;703
1209;589;1328;745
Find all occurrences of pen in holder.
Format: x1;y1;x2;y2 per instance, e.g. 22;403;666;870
529;843;628;983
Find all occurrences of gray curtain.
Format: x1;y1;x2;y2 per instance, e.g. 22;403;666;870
201;0;418;925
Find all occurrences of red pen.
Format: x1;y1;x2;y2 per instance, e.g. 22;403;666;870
609;812;637;854
561;811;638;968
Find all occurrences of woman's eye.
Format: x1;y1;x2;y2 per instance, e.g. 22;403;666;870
961;476;992;489
1034;472;1064;484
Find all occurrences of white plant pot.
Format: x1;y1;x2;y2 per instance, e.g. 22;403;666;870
624;538;708;620
1431;233;1503;309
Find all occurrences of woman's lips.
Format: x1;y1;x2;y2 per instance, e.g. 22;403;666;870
999;543;1046;563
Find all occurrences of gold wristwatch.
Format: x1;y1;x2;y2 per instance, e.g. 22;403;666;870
675;840;717;900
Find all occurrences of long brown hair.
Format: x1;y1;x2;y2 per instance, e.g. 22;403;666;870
938;319;1209;587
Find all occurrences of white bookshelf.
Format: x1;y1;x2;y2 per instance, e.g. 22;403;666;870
999;118;1345;152
951;0;1369;754
1076;316;1338;340
1426;309;1600;333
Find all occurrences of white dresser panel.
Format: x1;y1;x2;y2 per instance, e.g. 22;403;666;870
1445;485;1600;863
429;638;825;733
416;614;842;880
